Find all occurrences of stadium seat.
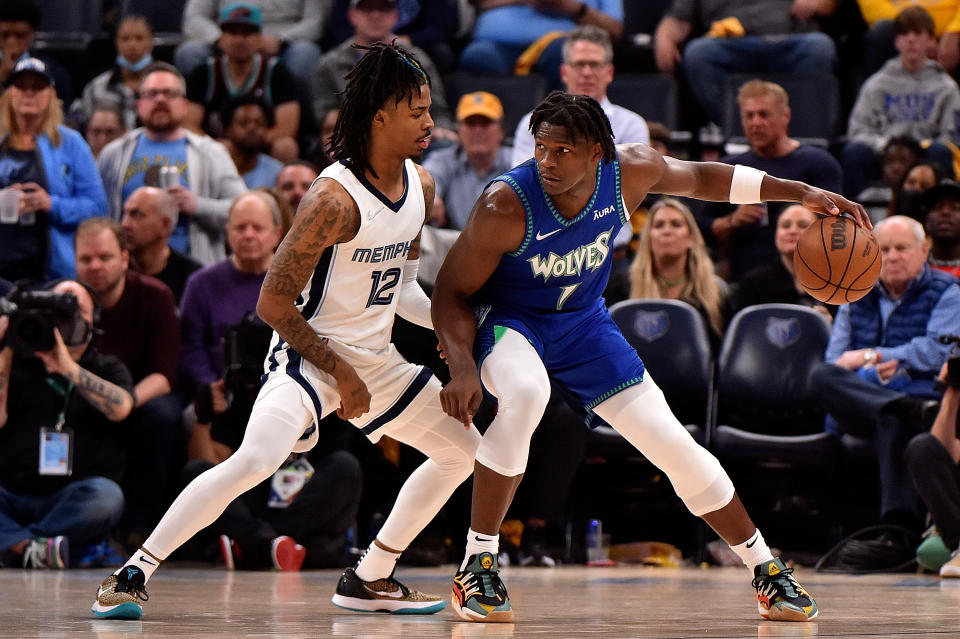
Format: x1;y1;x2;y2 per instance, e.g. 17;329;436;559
607;298;713;443
606;73;678;131
444;71;547;140
721;73;841;148
38;0;102;37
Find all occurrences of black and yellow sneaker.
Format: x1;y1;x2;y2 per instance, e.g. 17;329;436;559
452;552;514;623
91;565;149;619
752;558;818;622
331;567;445;614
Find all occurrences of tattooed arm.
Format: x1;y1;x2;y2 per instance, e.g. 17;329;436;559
257;178;372;419
33;329;134;422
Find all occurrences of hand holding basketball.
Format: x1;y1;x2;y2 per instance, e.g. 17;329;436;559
793;215;882;304
798;186;872;230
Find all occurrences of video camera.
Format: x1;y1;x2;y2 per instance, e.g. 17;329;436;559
938;335;960;390
0;288;83;355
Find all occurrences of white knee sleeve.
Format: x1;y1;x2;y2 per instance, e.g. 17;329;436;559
374;384;481;550
594;376;734;516
144;381;312;558
474;329;551;477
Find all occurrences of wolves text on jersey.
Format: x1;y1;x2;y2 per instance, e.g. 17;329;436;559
352;241;412;264
527;228;613;282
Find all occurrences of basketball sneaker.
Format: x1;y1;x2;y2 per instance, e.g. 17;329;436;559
452;552;514;623
331;567;445;614
752;558;818;622
940;549;960;578
22;536;68;569
91;565;149;619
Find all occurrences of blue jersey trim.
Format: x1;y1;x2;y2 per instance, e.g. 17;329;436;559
285;349;324;420
614;158;628;227
301;245;335;321
351;163;409;212
361;366;433;435
497;175;534;257
262;336;287;383
539;162;602;227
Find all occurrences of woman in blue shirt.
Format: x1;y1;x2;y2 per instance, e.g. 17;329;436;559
0;58;106;282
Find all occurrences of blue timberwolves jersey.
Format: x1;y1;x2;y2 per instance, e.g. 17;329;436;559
475;157;628;315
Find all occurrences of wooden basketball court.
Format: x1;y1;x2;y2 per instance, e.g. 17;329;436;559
2;564;957;638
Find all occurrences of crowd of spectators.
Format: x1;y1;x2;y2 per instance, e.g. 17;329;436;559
5;0;960;575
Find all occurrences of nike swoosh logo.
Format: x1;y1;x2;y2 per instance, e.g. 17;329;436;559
364;584;403;598
139;555;157;565
368;207;385;221
745;537;758;549
535;228;561;240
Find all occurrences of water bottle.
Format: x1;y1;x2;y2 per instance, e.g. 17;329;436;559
586;518;604;564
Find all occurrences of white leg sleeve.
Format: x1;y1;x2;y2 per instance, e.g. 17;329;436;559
373;377;482;551
143;381;311;559
593;375;734;517
474;329;551;477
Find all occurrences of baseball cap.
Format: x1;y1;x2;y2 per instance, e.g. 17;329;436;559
456;91;503;122
6;57;53;89
924;179;960;209
219;3;262;29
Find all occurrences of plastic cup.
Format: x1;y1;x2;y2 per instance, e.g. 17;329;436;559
0;189;22;224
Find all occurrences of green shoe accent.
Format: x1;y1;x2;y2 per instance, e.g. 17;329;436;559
918;533;953;572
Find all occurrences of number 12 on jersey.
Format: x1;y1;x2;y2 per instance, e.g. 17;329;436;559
367;268;401;307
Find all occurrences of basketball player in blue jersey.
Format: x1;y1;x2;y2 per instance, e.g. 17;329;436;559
434;92;871;624
92;43;481;620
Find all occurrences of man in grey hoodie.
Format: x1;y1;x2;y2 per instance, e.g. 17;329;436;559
98;63;248;267
842;6;960;199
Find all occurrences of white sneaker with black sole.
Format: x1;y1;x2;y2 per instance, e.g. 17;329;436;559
331;567;445;614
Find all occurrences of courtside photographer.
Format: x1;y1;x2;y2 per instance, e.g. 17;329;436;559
0;279;133;569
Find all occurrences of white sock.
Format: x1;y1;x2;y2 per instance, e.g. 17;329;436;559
729;529;774;572
116;548;161;583
354;542;401;582
461;528;499;571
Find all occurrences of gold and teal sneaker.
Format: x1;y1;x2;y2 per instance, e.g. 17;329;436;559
753;558;818;622
452;552;514;623
91;565;149;619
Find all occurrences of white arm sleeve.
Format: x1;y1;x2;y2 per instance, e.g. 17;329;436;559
396;259;433;329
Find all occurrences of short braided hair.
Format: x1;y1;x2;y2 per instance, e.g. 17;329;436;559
329;42;430;179
529;91;615;163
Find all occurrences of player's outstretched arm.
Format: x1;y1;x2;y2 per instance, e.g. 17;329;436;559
257;178;371;420
432;182;526;425
618;144;871;229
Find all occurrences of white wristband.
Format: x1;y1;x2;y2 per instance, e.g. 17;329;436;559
729;164;766;204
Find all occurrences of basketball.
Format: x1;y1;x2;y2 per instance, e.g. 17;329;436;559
793;215;882;304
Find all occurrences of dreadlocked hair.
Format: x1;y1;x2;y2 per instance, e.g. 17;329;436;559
329;42;430;179
529;91;616;163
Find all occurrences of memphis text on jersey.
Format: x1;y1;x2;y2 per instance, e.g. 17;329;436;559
352;241;412;264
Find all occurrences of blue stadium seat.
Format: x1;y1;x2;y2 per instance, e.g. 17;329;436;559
38;0;102;37
607;73;678;130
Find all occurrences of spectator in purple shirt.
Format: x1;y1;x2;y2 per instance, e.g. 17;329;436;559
179;190;283;401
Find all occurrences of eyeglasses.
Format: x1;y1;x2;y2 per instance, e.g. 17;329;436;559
138;88;183;101
566;60;609;72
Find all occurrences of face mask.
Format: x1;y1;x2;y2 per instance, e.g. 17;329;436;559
897;189;926;219
115;53;153;73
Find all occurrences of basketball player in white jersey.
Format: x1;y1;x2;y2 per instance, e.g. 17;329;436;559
92;43;480;620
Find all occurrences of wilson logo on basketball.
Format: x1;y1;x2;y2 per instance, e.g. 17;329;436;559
830;218;847;251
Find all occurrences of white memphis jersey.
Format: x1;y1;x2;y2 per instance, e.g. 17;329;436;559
269;158;424;352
